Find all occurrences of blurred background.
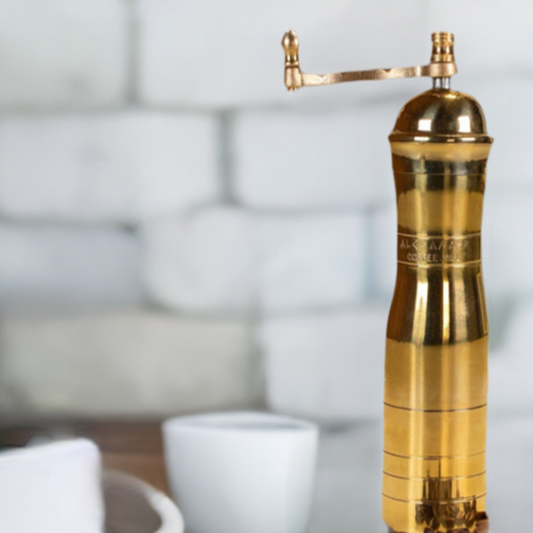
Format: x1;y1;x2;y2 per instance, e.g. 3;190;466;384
0;0;532;530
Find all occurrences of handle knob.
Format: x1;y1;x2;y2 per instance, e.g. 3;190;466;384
282;30;299;66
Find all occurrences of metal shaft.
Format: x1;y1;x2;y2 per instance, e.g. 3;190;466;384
433;77;451;89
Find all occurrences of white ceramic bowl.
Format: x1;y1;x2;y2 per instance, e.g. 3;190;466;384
103;470;184;533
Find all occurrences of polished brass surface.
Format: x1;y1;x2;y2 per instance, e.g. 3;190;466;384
390;89;492;144
383;89;492;533
431;32;455;63
279;32;492;533
281;31;457;92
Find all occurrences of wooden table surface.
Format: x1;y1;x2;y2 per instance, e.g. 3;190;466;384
0;420;169;493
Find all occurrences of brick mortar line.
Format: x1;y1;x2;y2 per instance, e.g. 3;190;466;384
125;0;140;105
218;110;237;204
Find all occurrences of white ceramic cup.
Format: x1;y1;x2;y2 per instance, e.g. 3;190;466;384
162;411;318;533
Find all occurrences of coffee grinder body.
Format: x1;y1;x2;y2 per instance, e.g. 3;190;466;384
282;32;492;533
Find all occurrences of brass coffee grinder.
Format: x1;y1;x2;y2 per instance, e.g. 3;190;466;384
282;32;492;533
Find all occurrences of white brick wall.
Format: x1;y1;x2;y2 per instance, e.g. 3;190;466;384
458;79;533;190
0;313;251;415
429;1;533;78
0;1;530;419
143;209;368;314
0;0;129;109
0;113;219;222
485;192;533;296
261;308;388;421
234;106;398;209
137;0;430;109
370;203;397;299
142;208;256;313
489;301;533;416
0;224;142;311
258;213;367;310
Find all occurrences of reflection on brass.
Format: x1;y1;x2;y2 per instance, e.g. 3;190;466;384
414;473;488;532
387;470;490;533
280;31;492;533
384;88;492;533
281;31;457;91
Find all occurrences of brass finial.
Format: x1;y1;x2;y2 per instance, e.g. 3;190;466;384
431;32;455;63
282;30;299;66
